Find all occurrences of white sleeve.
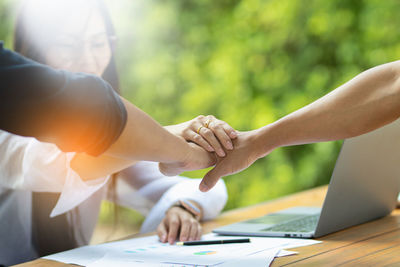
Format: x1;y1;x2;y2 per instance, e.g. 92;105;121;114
0;130;110;217
113;161;228;233
140;178;228;233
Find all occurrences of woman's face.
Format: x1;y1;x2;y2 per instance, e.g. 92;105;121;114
44;9;112;76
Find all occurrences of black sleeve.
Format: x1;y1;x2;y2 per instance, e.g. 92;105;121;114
0;42;127;156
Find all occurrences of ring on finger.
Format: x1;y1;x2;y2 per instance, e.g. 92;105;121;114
204;119;212;128
196;126;204;134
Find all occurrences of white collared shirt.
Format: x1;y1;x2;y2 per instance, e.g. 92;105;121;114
0;130;227;266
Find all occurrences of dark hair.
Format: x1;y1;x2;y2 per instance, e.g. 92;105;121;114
13;0;120;93
14;0;121;238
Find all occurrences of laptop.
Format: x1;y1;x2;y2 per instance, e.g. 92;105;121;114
213;119;400;238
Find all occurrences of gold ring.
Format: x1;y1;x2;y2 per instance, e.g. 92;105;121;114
197;126;204;134
204;119;211;128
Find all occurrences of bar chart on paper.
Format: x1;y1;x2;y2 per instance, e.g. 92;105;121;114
98;234;314;266
193;251;217;256
117;241;259;265
46;234;320;266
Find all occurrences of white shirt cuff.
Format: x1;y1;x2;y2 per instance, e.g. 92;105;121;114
49;153;110;217
140;178;227;233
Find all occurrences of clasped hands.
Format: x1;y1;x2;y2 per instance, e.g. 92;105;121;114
156;115;280;244
159;115;271;193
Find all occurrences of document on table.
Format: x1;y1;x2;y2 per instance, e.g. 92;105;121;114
44;233;321;266
86;248;283;267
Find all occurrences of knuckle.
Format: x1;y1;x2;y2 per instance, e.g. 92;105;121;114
193;135;202;142
170;219;179;226
182;128;191;136
203;129;213;137
208;123;217;130
207;115;216;120
216;121;225;128
210;124;221;131
182;218;190;225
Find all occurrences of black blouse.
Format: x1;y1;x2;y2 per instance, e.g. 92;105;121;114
0;42;127;156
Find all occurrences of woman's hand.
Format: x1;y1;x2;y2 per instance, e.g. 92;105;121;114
157;205;202;244
165;115;238;157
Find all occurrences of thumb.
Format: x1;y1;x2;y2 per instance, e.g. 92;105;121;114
199;164;225;192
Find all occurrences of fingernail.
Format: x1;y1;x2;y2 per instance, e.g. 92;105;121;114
200;183;208;192
161;235;167;242
169;238;174;244
208;145;214;151
230;131;237;138
226;141;233;150
218;149;226;157
182;236;187;241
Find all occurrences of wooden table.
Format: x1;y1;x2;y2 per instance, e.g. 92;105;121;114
16;186;400;266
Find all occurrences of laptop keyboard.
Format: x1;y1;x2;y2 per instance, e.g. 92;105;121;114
262;214;319;233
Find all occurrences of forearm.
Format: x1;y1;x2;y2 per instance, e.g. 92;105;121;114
70;153;134;181
72;101;221;180
105;98;191;163
71;99;194;180
255;61;400;157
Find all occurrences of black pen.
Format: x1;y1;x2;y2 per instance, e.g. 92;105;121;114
176;238;250;246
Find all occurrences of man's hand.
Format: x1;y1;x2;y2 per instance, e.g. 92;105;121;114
157;205;202;244
159;142;217;176
199;129;275;192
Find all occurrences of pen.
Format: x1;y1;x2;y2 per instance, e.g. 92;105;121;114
176;238;250;246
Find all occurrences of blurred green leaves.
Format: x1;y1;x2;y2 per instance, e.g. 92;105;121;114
1;0;399;213
107;0;400;210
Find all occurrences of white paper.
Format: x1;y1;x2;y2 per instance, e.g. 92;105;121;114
277;250;298;257
87;248;294;267
217;248;281;267
44;233;321;266
88;258;197;267
88;248;282;267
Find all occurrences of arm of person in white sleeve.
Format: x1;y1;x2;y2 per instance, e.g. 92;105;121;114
110;161;227;244
0;130;110;217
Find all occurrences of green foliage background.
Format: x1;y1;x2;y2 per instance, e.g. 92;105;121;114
1;0;400;224
108;0;400;210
